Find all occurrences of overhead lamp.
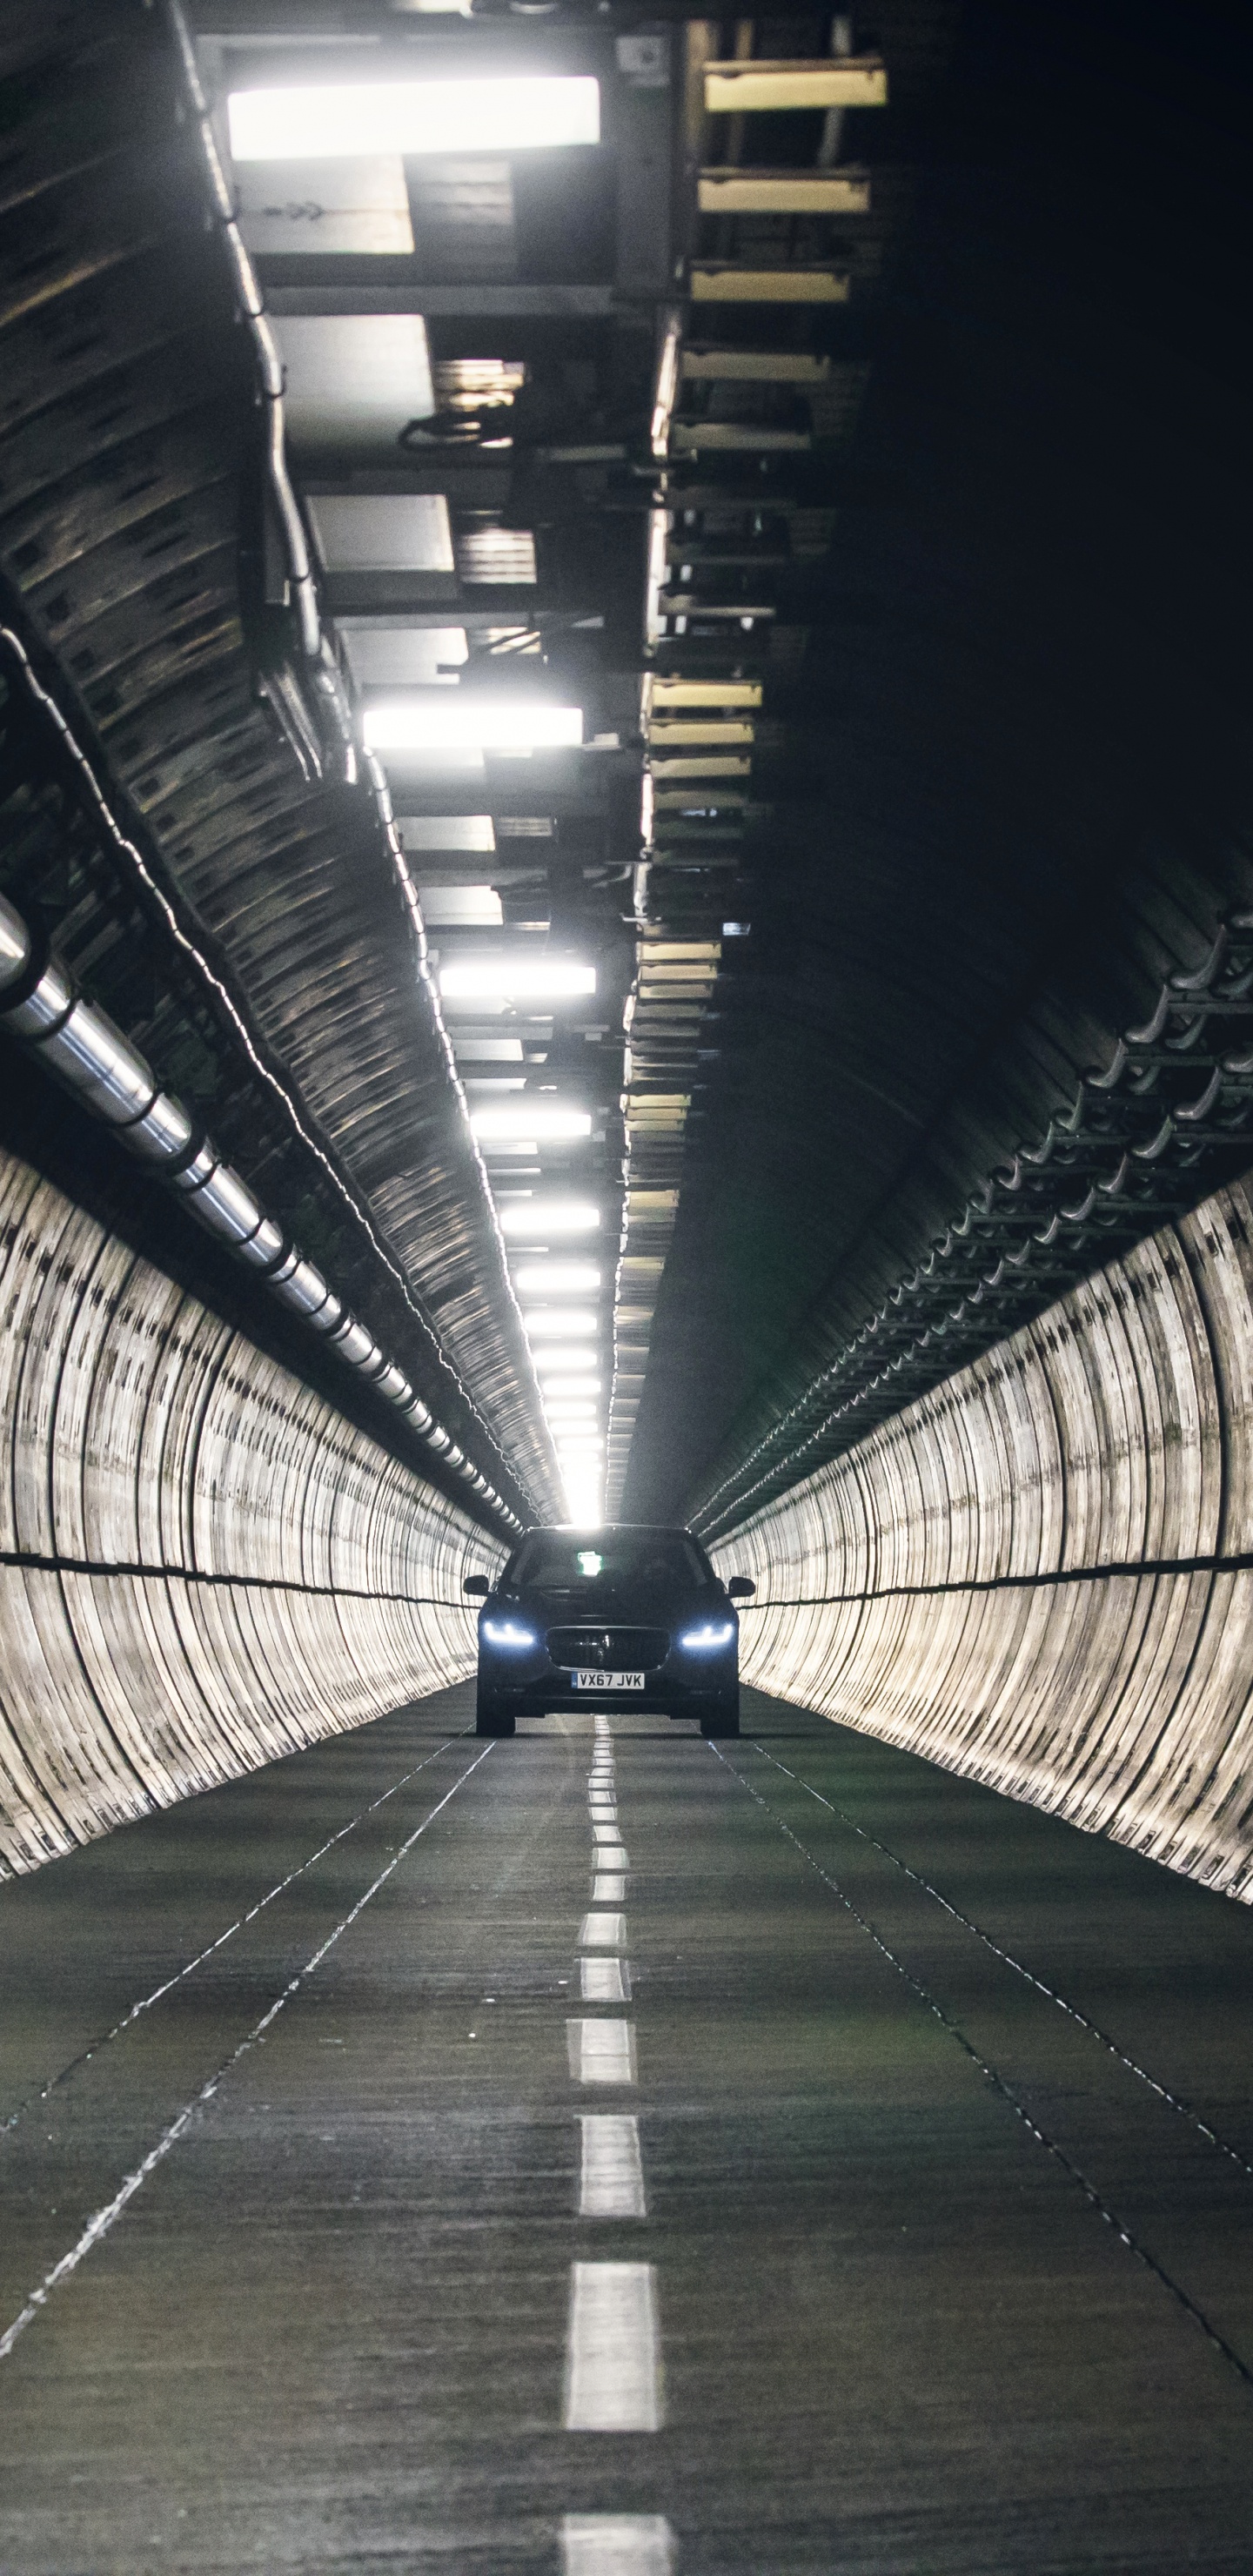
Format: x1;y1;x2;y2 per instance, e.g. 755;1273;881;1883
537;1367;601;1391
363;700;583;755
472;1104;591;1144
533;1345;600;1372
228;77;600;162
441;960;596;1003
525;1309;598;1339
545;1399;600;1419
513;1262;601;1295
499;1197;600;1237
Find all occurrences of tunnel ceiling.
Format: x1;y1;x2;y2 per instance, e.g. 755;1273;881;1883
622;0;1253;1530
2;0;1250;1542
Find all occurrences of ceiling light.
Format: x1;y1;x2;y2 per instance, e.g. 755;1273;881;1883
499;1197;600;1236
545;1401;600;1419
537;1368;601;1391
363;700;582;755
229;77;600;163
525;1309;598;1339
513;1262;601;1295
472;1104;591;1143
533;1345;600;1372
441;960;596;1003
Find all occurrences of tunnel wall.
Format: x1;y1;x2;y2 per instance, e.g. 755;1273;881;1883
714;1173;1253;1903
0;1142;489;1878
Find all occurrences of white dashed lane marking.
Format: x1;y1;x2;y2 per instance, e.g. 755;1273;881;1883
567;2019;637;2084
580;1912;626;1950
580;2115;646;2217
563;2263;662;2430
593;1874;626;1903
580;1957;631;2002
561;2515;674;2573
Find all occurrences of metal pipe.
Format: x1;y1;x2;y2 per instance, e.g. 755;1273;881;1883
0;893;515;1529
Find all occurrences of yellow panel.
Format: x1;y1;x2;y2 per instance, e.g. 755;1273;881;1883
682;347;831;384
650;678;761;709
647;755;753;779
691;267;850;304
698;169;871;215
672;421;810;453
705;57;888;111
648;718;755;745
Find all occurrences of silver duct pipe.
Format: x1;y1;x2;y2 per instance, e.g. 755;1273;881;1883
0;895;517;1531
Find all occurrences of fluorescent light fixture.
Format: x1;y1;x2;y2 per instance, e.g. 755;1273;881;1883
229;77;600;163
499;1197;600;1235
538;1369;602;1392
441;959;596;1003
525;1309;598;1339
363;700;582;755
513;1263;601;1295
472;1104;591;1143
533;1345;600;1372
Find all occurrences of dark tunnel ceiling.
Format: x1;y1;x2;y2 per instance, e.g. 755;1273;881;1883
624;0;1253;1526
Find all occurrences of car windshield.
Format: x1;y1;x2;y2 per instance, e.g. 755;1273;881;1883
505;1528;712;1602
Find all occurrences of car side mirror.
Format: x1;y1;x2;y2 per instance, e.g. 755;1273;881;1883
463;1573;490;1598
727;1576;755;1600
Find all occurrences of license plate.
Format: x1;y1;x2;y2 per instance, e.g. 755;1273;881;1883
573;1669;646;1692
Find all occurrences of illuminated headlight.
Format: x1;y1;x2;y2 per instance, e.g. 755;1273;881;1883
678;1621;736;1653
481;1619;537;1651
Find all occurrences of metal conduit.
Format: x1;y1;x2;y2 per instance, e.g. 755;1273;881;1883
0;895;512;1527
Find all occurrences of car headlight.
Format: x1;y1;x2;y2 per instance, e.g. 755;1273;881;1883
678;1621;736;1652
481;1617;538;1650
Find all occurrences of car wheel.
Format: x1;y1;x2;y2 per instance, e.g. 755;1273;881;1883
476;1692;516;1738
700;1695;740;1739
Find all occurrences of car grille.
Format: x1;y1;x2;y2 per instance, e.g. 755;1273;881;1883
546;1627;670;1672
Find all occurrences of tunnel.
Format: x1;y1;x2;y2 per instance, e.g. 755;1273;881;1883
1;0;1251;2566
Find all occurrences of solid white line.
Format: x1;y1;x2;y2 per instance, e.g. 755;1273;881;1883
579;1912;626;1950
580;1957;630;2002
0;1745;493;2363
563;2263;662;2430
561;2518;674;2576
593;1874;626;1903
580;2115;646;2217
567;2019;637;2084
2;1735;464;2138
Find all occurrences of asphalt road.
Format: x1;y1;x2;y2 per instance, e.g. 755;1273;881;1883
2;1683;1252;2573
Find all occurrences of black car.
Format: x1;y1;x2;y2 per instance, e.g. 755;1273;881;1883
464;1523;754;1738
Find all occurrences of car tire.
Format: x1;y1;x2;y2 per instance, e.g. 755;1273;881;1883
475;1692;516;1738
700;1695;740;1739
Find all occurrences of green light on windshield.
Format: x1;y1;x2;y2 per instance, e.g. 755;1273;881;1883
576;1550;604;1578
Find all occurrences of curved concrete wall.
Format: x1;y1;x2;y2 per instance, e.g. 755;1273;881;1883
715;1172;1253;1904
0;1144;490;1877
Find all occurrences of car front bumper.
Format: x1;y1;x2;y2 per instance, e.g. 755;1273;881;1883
476;1654;737;1715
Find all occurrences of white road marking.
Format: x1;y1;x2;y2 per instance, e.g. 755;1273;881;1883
580;2115;646;2217
593;1874;626;1902
0;1746;494;2363
567;2019;637;2084
579;1912;626;1949
563;2263;662;2430
561;2518;674;2576
593;1821;622;1841
580;1957;631;2002
594;1846;628;1869
1;1735;464;2140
